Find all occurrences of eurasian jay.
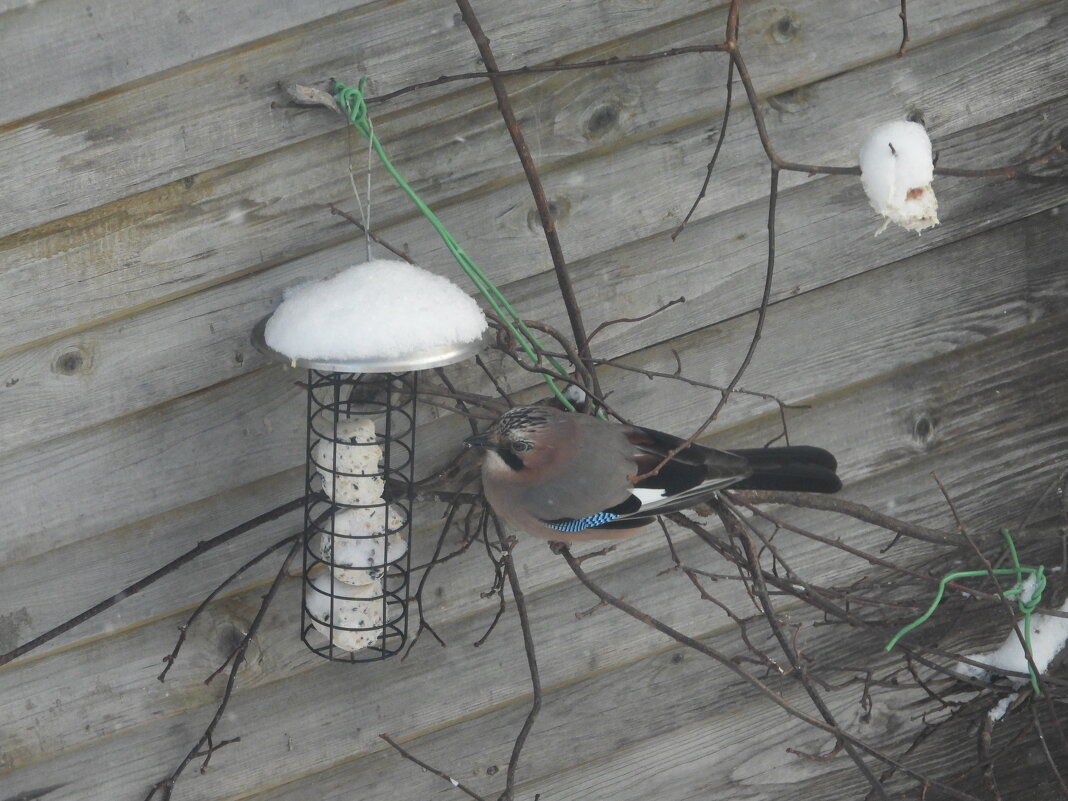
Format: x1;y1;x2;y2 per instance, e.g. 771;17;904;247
465;405;841;542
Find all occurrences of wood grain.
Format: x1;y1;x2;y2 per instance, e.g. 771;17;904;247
3;2;1067;799
0;1;385;126
2;309;1064;795
2;94;1065;461
1;0;1058;348
3;400;1064;798
3;204;1064;567
0;470;303;656
0;0;724;235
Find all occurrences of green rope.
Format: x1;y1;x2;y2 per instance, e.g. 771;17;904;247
885;529;1047;694
334;79;574;410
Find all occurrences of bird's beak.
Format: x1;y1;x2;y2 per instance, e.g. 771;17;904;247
464;431;494;449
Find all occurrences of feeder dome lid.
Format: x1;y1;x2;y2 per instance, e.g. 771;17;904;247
253;259;487;373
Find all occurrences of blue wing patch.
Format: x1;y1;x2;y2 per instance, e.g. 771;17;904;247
545;511;620;533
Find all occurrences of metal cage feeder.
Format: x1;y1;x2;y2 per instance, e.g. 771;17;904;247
254;317;482;662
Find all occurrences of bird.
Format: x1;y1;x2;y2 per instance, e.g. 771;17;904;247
465;405;841;542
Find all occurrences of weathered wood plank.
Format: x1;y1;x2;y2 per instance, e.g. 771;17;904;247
2;88;1065;459
0;1;380;126
0;368;305;565
1;206;1064;568
2;3;1064;799
2;420;1062;800
246;625;916;801
495;686;940;801
2;311;1064;792
1;0;1058;349
0;530;754;780
181;524;1068;801
0;0;725;235
0;469;303;658
368;3;1067;323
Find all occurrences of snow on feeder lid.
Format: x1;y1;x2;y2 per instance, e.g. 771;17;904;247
253;259;485;662
859;120;939;235
255;258;487;372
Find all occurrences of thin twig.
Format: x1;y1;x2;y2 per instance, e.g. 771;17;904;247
328;203;414;262
0;496;305;668
380;734;489;801
159;532;300;681
475;354;515;407
727;497;999;604
145;535;303;801
582;296;686;350
404;374;492;659
556;544;985;801
729;45;857;175
730;490;959;546
933;144;1066;182
521;319;597;395
454;0;598;396
491;513;542;801
708;163;779;419
713;497;889;798
631;165;780;483
659;520;785;673
668;512;869;626
587;352;803;417
897;0;910;57
365;46;728;106
978;712;1002;801
672;57;736;240
1029;704;1068;797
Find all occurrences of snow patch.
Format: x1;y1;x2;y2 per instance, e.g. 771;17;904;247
859;121;939;234
264;259;487;361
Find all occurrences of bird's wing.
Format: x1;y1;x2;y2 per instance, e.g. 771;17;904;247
539;425;751;534
627;426;751;494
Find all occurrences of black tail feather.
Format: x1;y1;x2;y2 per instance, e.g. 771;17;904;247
730;446;841;493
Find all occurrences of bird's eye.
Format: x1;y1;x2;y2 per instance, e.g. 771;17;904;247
511;440;532;453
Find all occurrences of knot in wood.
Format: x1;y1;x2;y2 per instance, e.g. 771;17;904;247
771;14;799;43
51;346;92;377
911;411;938;447
585;104;620;139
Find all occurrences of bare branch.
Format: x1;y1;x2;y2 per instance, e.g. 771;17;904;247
897;0;910;57
0;496;304;668
380;734;490;801
455;0;597;394
145;536;302;800
364;46;728;106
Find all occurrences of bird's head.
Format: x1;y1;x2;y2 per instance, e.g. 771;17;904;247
464;406;561;472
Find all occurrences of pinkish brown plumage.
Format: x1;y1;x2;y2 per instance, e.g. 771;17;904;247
465;406;841;542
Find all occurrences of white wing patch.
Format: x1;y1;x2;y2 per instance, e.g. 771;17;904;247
630;487;669;507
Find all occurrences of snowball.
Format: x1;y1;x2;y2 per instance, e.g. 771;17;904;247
319;506;409;583
263;259;488;362
563;384;587;408
312;418;384;505
859;121;939;234
305;569;384;652
988;691;1018;722
954;597;1068;688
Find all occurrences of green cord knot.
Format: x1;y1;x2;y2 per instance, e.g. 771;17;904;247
885;528;1047;695
1016;567;1046;614
334;78;371;135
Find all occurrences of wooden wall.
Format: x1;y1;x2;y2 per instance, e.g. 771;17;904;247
1;0;1066;799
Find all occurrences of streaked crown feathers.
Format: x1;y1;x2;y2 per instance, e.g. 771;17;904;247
492;406;556;438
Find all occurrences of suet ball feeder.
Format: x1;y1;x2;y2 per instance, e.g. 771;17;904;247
254;259;486;661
